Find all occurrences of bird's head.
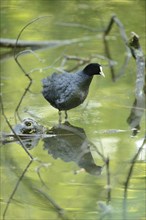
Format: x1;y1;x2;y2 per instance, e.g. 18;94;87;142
83;63;105;77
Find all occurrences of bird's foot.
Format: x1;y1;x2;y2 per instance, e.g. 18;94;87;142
58;111;62;124
65;111;68;122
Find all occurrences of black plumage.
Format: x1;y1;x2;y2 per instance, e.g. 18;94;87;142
42;63;104;111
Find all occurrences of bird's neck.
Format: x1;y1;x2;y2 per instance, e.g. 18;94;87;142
77;70;93;80
77;71;93;88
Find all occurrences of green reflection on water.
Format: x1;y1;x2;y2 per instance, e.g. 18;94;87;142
1;0;145;220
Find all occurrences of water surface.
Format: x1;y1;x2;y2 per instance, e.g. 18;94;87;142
1;1;145;220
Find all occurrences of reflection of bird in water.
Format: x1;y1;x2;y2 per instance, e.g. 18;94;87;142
43;121;103;176
2;118;103;175
42;63;105;121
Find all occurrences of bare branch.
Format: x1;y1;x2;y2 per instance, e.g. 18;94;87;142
103;15;131;81
127;32;146;135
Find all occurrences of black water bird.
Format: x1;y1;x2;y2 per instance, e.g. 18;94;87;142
42;63;105;119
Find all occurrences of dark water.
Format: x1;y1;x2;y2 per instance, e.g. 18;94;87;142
1;0;145;220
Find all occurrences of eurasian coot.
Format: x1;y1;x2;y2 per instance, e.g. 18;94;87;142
42;63;104;118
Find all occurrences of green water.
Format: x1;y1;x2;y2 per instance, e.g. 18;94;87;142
0;0;145;220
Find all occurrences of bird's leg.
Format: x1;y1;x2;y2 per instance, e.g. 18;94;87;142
65;111;68;122
58;110;62;124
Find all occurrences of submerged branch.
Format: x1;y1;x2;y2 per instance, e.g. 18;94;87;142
127;32;146;135
103;15;145;134
0;36;97;50
0;38;62;49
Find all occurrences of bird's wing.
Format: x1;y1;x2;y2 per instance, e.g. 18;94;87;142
42;72;72;102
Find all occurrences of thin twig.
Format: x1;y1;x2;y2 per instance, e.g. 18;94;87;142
34;188;66;219
1;95;34;219
3;160;33;220
103;15;131;81
13;17;50;122
35;163;51;190
123;137;146;220
56;21;101;32
105;157;111;204
0;95;33;159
